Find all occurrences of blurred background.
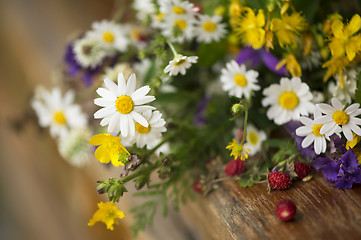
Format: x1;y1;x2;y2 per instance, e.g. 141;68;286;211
0;0;198;239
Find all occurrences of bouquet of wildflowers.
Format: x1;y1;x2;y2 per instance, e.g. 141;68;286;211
30;0;361;234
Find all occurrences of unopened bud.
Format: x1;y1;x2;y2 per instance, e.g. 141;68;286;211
232;103;243;115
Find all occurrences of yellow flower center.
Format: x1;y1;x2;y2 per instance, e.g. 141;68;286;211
173;6;186;14
115;95;134;114
332;110;350;125
234;74;248;87
102;31;115;43
312;124;324;136
174;20;187;31
135;123;150;134
248;132;258;145
174;59;186;66
202;21;217;32
156;13;165;20
279;91;299;110
53;111;66;125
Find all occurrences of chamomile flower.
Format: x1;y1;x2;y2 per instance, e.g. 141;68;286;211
195;15;227;43
244;125;266;156
296;108;339;155
315;98;361;141
327;68;359;103
262;77;314;125
220;60;260;99
73;37;106;69
164;55;198;76
160;17;195;43
31;87;87;138
158;0;198;19
124;110;167;149
58;128;92;167
87;20;129;53
94;73;155;137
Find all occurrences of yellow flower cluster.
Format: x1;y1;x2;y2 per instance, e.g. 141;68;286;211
88;201;125;230
226;138;249;160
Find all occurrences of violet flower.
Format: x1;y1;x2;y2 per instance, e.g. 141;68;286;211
284;121;317;160
194;96;210;126
64;42;100;87
236;47;287;76
312;149;361;189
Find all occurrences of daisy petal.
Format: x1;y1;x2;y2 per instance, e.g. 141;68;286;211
130;111;148;127
302;135;315;148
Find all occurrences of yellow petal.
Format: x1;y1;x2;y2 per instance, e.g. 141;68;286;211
94;145;111;164
110;151;123;167
270;18;282;31
346;14;361;36
329;39;345;58
276;58;286;70
345;38;360;61
256;10;265;27
89;133;112;146
331;20;344;38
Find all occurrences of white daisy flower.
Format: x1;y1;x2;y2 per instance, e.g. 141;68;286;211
243;125;266;156
164;55;198;76
124;110;167;149
133;0;156;21
158;0;198;19
296;108;340;155
58;128;92;167
160;17;195;43
94;73;155;137
73;37;106;69
220;60;260;99
262;77;314;125
87;20;129;53
195;15;227;43
31;87;87;138
315;98;361;141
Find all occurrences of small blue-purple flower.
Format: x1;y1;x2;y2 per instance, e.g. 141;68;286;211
236;47;287;76
312;149;361;189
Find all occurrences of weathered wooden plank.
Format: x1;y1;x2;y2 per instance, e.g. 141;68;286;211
182;174;361;240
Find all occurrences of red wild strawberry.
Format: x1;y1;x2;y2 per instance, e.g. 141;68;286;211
268;172;292;190
225;158;247;176
276;199;297;221
294;162;311;179
193;180;203;194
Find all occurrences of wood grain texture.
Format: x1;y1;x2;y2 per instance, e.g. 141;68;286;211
181;174;361;240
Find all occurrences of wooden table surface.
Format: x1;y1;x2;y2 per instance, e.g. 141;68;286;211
1;0;361;240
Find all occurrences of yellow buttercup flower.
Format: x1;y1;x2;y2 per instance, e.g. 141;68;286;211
276;54;302;77
271;12;307;48
346;133;361;149
323;13;343;35
234;7;265;49
226;138;249;160
328;14;361;61
89;133;130;167
229;0;243;17
88;202;125;231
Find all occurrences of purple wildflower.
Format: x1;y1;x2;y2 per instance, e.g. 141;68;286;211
312;149;361;189
236;47;287;76
194;96;210;126
64;42;100;87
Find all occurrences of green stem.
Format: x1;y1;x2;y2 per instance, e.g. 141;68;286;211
240;92;253;145
166;40;178;57
119;161;162;183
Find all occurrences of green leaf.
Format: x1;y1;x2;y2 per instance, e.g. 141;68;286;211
238;175;255;188
247;0;268;11
355;71;361;104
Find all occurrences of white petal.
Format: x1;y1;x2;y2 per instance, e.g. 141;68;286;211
322;137;327;153
130;111;148;127
126;73;136;95
348;121;361;136
118;73;127;95
302;135;315;148
96;88;116;100
94;98;115;107
320;122;336;135
127;115;135;137
314;137;322;155
133;96;156;105
108;112;120;133
314;115;331;125
120;114;129;137
296;126;312;136
131;86;151;99
345;103;360;114
94;106;116;119
104;78;120;96
133;106;156;112
331;98;343;110
316;103;334;114
342;125;353;141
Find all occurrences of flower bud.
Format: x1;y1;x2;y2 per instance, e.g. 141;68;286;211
232;103;243;115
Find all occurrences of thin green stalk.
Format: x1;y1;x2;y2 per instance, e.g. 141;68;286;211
240;92;253;145
119;161;162;183
166;40;178;57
